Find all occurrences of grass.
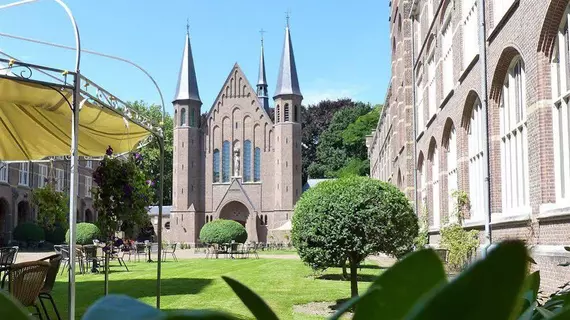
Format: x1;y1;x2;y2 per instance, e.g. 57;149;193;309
257;249;298;255
47;258;383;320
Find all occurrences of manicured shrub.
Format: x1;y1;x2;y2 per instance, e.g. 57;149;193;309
292;176;418;297
13;222;45;242
45;225;67;244
66;222;101;245
199;219;247;244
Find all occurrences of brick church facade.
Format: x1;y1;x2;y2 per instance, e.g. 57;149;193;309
166;24;303;245
367;0;570;294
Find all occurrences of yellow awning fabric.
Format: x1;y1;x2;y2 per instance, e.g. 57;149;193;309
0;77;151;161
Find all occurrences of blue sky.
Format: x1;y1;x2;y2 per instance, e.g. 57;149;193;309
0;0;390;114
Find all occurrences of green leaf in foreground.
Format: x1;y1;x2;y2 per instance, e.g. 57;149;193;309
222;276;279;320
82;295;164;320
353;249;446;320
0;290;31;320
405;241;528;320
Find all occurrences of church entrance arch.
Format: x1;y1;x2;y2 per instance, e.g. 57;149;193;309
218;201;257;242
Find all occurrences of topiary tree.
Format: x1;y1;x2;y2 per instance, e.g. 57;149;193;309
13;222;45;243
292;176;419;297
199;219;247;244
66;222;101;245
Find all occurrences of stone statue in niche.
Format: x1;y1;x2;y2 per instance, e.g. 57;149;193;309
233;148;240;177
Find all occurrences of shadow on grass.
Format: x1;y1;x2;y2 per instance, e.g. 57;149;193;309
357;264;384;270
317;274;377;282
162;309;249;320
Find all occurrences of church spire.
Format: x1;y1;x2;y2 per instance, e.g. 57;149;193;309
257;29;269;111
173;27;201;103
274;16;302;99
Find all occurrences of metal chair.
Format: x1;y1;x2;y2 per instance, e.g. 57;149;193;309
0;246;19;287
162;243;178;262
38;254;63;320
8;260;50;320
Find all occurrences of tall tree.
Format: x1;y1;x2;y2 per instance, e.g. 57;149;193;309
301;99;364;184
308;103;372;178
127;101;173;205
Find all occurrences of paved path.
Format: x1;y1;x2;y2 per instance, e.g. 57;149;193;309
16;249;396;268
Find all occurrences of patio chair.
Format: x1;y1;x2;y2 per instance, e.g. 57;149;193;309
135;243;147;262
0;246;19;287
82;245;102;273
59;246;85;275
110;246;129;272
8;260;50;320
247;242;259;259
162;243;178;262
38;254;63;320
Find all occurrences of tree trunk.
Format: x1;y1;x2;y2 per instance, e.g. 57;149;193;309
342;257;348;280
349;255;359;297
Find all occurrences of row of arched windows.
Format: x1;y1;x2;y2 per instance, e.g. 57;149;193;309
259;215;268;226
213;140;261;183
275;104;300;123
205;215;214;223
175;108;197;127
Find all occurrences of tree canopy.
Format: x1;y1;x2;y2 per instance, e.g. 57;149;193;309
127;101;173;205
292;176;418;297
308;103;380;178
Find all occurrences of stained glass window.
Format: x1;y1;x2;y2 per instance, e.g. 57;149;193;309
213;149;220;182
222;141;230;182
243;140;252;181
254;147;261;182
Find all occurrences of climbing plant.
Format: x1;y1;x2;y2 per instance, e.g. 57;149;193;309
414;204;429;250
92;146;154;241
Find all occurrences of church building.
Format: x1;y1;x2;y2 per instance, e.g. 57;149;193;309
168;22;303;245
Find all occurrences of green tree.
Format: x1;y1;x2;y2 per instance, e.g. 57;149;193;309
32;184;68;230
127;101;173;205
301;99;365;184
342;105;381;158
308;104;372;178
292;176;418;297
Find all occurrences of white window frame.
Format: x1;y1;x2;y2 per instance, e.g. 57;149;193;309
500;58;530;215
419;158;427;213
416;69;425;132
447;127;458;223
38;164;48;188
86;160;93;169
493;0;515;27
428;50;437;119
0;162;8;183
19;162;29;186
85;176;93;198
462;0;478;70
441;12;454;97
552;7;570;206
468;100;486;221
56;168;65;192
431;146;440;227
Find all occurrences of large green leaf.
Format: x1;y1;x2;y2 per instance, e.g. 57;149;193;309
0;290;31;320
222;276;279;320
329;289;374;320
352;249;446;320
405;241;528;320
82;295;164;320
551;307;570;319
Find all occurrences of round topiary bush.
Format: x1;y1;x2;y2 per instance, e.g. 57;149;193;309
199;219;247;244
45;226;67;245
66;222;101;245
13;222;45;242
292;176;419;297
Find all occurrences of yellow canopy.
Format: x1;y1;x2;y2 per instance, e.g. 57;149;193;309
0;77;151;161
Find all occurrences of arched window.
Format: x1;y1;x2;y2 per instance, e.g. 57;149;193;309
254;147;261;182
264;215;268;226
429;142;440;227
213;149;220;182
468;99;485;220
222;141;230;182
500;58;529;214
276;105;280;123
284;104;290;122
180;108;186;126
174;110;178;126
552;6;570;204
446;124;458;222
418;153;427;213
243;140;252;182
190;108;195;127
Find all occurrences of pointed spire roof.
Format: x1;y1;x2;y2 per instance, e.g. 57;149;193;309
173;30;201;103
274;25;302;98
257;36;267;86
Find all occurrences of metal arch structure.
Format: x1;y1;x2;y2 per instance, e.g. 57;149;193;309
0;0;166;317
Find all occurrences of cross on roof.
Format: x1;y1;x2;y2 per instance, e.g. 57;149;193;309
285;10;291;27
259;28;266;43
186;18;190;35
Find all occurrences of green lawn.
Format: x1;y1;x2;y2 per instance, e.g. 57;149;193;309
257;249;298;255
47;258;382;320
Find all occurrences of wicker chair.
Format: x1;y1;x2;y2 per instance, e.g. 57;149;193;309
38;254;63;320
8;261;50;319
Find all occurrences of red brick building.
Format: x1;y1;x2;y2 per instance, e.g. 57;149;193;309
367;0;570;294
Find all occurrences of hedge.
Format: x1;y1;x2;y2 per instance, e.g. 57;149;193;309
65;222;101;245
13;222;45;242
